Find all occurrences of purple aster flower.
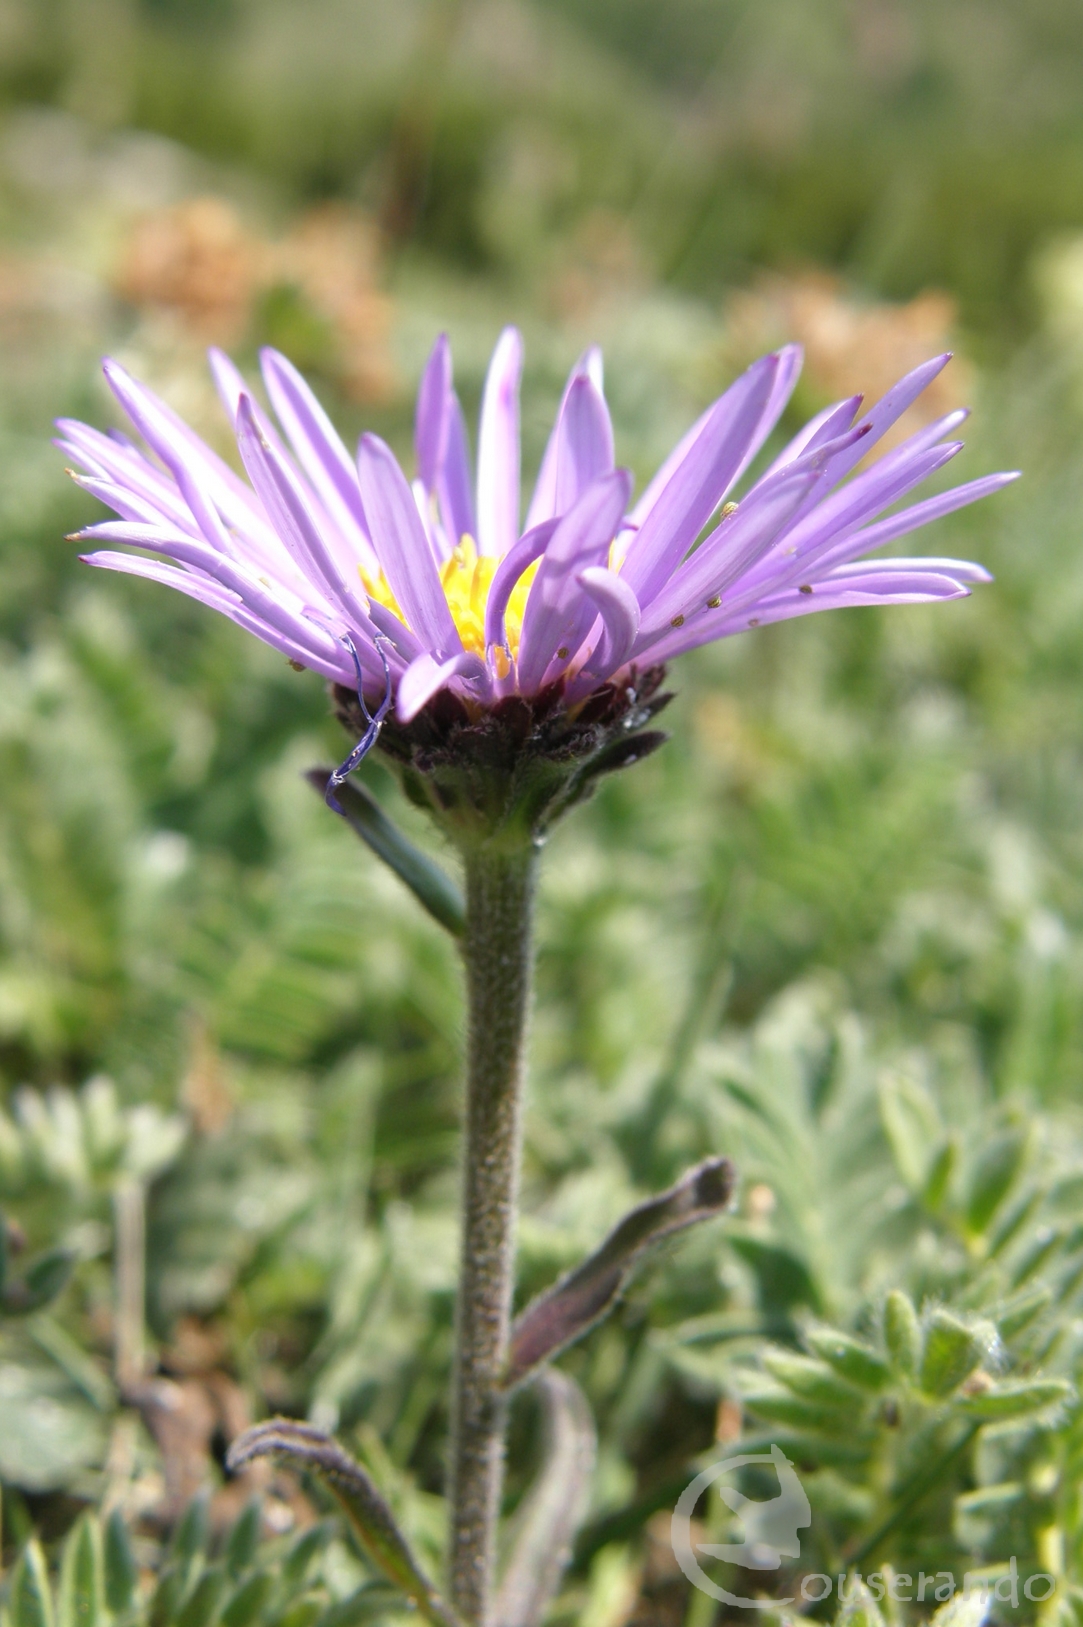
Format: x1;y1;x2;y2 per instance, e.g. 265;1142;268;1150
59;329;1014;770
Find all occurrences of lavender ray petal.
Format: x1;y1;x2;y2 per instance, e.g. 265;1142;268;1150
57;421;205;537
633;422;868;639
647;571;971;663
826;556;992;583
356;433;462;655
752;570;972;612
104;360;276;568
102;359;264;526
624;345;801;542
73;519;359;669
73;473;195;532
235;395;381;638
411;477;442;563
517;469;632;692
814;353;954;490
574;566;640;679
734;342;803;488
756;406;970;554
258;346;377;568
525;351;614;530
476;325;523;557
810;471;1019;572
761;394;863;479
220;347;364;578
731;441;964;610
483;517;560;649
437;391;476;549
633;467;820;648
397;649;488;723
364;596;426;665
619;350;786;604
80;551;354;681
415;333;452;491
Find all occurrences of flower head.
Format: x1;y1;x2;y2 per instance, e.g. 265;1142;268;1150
60;328;1015;834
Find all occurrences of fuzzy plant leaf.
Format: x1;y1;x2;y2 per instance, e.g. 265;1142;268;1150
170;1492;210;1570
762;1349;866;1405
884;1289;923;1379
805;1328;892;1392
224;1502;263;1579
494;1371;597;1627
306;770;465;936
103;1512;138;1617
174;1567;228;1627
505;1156;734;1389
58;1517;103;1627
11;1541;56;1627
954;1377;1073;1419
219;1574;276;1627
227;1420;462;1627
919;1310;990;1398
2;1245;76;1314
996;1284;1053;1341
965;1129;1027;1237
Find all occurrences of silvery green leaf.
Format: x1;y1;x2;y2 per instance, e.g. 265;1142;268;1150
495;1371;597;1627
103;1512;138;1617
505;1156;734;1389
306;770;465;937
879;1073;942;1193
58;1518;103;1627
225;1503;263;1579
11;1541;55;1627
919;1310;991;1398
227;1420;462;1627
954;1378;1072;1419
805;1328;891;1392
884;1290;922;1380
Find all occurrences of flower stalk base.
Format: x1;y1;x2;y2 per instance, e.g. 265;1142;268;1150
449;841;538;1625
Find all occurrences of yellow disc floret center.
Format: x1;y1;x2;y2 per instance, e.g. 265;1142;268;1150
360;536;538;668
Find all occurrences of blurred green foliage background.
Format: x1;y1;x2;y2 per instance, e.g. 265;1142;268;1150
5;1;1083;1622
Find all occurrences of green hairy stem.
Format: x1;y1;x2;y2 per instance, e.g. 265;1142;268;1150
449;841;538;1625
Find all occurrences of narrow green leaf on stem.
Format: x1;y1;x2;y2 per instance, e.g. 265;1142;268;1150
996;1284;1053;1341
103;1512;138;1616
58;1517;103;1627
224;1502;262;1579
226;1420;462;1627
954;1378;1073;1419
504;1156;734;1391
220;1574;275;1627
11;1541;55;1627
884;1289;922;1379
494;1372;597;1627
762;1348;867;1404
170;1493;210;1568
306;770;465;936
805;1328;891;1392
2;1247;76;1314
175;1568;227;1627
919;1310;989;1398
